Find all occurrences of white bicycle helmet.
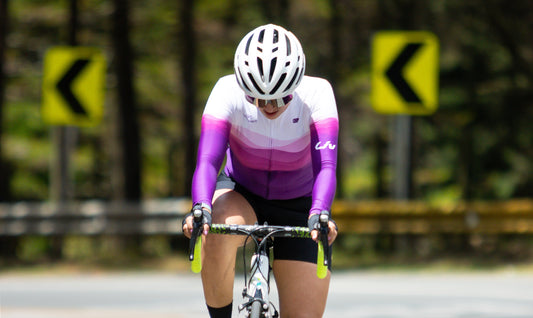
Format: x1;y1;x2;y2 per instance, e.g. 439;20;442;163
234;24;306;102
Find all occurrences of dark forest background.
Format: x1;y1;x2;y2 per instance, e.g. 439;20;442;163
1;0;532;203
1;0;532;267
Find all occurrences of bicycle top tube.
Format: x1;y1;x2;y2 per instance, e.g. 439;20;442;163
208;223;311;239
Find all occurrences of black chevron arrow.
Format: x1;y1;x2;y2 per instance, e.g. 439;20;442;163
56;59;90;115
385;43;423;103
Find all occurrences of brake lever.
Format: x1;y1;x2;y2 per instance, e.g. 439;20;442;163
188;209;204;261
318;212;330;267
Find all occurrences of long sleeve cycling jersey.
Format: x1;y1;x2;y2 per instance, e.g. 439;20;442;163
191;75;339;215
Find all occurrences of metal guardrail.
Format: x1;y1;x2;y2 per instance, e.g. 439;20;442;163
0;199;191;236
333;199;533;234
1;199;533;236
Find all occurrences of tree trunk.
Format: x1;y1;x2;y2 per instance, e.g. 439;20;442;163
0;0;17;260
260;0;289;26
111;0;141;201
0;0;8;201
179;0;196;197
328;0;344;198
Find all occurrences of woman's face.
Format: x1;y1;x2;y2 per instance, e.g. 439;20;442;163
255;99;289;120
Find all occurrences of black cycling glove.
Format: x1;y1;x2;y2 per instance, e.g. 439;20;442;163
182;202;212;228
308;210;337;232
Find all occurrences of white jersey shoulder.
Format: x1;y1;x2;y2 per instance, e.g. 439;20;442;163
295;76;338;122
204;75;337;123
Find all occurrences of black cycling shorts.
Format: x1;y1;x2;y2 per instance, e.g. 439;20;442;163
216;172;332;269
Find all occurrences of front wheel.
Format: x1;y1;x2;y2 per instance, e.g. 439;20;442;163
249;300;264;318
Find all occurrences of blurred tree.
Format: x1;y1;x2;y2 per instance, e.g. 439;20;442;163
261;0;289;26
111;0;141;201
0;0;17;260
178;0;196;197
439;0;533;199
0;0;9;201
327;0;344;198
481;0;533;198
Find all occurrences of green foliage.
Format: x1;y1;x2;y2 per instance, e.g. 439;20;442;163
16;236;50;261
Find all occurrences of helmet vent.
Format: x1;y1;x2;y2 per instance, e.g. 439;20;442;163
273;30;279;43
269;73;287;95
257;57;264;79
258;30;265;43
285;35;291;55
237;67;251;92
248;73;265;94
245;36;253;55
284;67;300;93
269;58;277;81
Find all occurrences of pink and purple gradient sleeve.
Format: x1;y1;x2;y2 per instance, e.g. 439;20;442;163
309;118;339;215
191;115;231;206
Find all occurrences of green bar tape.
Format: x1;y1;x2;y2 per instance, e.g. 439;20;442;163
316;241;327;279
191;236;202;273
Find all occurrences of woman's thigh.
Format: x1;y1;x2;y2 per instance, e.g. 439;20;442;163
212;188;257;225
202;188;259;255
273;260;331;318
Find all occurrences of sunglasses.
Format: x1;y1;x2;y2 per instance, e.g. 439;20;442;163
247;95;293;108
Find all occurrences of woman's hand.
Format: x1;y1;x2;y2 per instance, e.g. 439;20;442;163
308;212;338;245
181;204;212;238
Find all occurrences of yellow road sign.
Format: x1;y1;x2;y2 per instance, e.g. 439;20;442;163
371;31;439;115
42;46;106;126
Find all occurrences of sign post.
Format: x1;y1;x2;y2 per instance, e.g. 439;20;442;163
42;46;106;202
371;31;439;199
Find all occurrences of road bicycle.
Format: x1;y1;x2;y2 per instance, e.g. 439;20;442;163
188;210;331;318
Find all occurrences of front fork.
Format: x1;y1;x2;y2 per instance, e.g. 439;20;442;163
240;247;277;317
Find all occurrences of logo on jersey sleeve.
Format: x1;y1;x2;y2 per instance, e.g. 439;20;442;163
315;141;336;150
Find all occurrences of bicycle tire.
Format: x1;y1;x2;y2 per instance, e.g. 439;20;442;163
250;300;264;318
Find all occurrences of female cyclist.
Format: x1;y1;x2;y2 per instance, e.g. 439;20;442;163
182;24;339;318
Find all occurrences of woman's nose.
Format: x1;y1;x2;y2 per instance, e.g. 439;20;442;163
264;101;276;110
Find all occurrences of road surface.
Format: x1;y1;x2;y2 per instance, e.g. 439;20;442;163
2;270;533;317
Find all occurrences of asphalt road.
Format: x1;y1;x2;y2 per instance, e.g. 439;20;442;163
2;270;533;318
